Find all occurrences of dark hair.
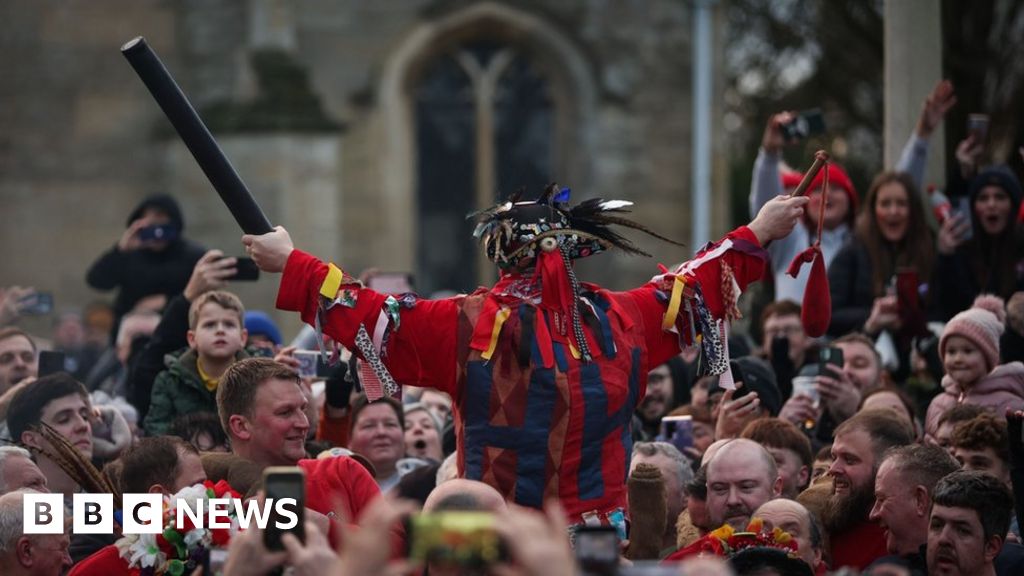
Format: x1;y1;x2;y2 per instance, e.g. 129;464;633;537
855;171;935;296
951;413;1010;466
814;444;833;461
349;394;404;435
170;412;229;452
760;300;802;332
729;546;814;576
8;373;89;441
687;465;708;500
217;358;300;436
740;418;813;469
834;409;914;462
936;404;988;429
119;436;198;494
967;166;1024;298
882;444;960;496
932;470;1014;543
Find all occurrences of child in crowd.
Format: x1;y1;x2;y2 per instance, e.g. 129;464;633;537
924;295;1024;440
144;291;248;434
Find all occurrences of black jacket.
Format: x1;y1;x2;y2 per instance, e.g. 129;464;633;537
86;195;204;334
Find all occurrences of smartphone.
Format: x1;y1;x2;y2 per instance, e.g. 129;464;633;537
819;346;844;373
228;257;260;282
574;525;620;576
896;268;928;338
780;108;826;142
137;224;178;242
201;547;228;576
294;350;321;379
18;292;53;315
954;196;974;241
367;272;414;294
967;113;989;143
659;415;694;453
408;511;506;568
38;350;66;378
263;467;306;551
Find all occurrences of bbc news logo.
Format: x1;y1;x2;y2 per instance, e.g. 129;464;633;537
23;493;299;534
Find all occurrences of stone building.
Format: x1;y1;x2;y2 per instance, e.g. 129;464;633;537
0;0;729;337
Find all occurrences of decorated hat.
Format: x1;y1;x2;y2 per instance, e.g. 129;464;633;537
472;183;683;270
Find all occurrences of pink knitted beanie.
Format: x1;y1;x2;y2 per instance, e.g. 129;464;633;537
939;295;1006;371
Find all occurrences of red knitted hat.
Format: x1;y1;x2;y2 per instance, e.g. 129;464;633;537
782;163;858;217
939;295;1006;371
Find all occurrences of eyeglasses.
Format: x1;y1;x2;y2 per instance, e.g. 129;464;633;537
764;325;803;337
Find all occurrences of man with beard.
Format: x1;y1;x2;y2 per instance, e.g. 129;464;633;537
636;357;689;439
928;471;1012;576
824;409;913;570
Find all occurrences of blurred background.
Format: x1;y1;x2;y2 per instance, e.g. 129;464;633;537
1;0;1022;337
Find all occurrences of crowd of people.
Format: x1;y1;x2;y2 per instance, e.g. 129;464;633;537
0;78;1022;576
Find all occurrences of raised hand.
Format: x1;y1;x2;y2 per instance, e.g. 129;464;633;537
916;80;956;139
749;194;810;245
242;226;294;273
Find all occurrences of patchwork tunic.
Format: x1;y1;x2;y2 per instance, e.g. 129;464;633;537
276;226;767;521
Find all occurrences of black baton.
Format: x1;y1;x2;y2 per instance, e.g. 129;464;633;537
121;36;273;235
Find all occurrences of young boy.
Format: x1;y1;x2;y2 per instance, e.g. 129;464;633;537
144;290;248;435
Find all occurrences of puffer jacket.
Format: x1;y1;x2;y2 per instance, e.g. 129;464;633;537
924;362;1024;441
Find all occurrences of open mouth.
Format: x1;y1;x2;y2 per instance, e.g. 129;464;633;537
414;439;427;450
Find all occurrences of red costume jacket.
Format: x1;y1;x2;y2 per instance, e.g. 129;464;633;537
277;227;767;521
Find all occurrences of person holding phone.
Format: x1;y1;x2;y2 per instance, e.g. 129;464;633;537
750;80;955;305
932;165;1024;321
827;170;936;379
86;194;205;341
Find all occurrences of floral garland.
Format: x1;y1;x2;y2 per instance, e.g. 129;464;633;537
115;480;242;576
691;518;798;558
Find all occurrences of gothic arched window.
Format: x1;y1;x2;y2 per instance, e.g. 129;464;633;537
415;40;554;294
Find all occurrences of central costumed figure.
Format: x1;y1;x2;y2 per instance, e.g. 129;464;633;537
244;185;807;536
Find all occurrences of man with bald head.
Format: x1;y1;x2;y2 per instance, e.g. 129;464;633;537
755;499;824;574
665;439;781;561
423;478;507;513
705;438;781;530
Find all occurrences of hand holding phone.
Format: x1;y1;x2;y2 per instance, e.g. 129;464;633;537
228;256;260;281
780;109;826;143
18;292;53;316
408;511;506;568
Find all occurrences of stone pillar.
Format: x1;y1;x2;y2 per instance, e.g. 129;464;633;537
884;0;944;185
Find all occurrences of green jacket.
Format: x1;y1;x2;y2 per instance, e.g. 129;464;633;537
143;348;248;435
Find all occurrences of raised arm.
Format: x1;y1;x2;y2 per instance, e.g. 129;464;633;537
243;227;460;394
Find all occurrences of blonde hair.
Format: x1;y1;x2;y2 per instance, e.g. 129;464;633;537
188;290;245;329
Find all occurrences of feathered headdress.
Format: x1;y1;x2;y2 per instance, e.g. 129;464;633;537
471;183;683;270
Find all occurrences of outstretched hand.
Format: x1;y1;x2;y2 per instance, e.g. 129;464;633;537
748;195;810;245
242;226;294;273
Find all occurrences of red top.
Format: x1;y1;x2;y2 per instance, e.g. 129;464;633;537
277;227;766;520
830;520;889;570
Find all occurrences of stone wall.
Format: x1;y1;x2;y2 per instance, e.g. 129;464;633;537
0;0;729;337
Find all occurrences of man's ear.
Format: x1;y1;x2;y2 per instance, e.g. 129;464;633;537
913;485;931;517
229;414;251;442
148;484;169;495
773;473;784;497
15;535;33;567
20;429;42;451
798;465;810;491
186;329;197;350
984;534;1003;563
